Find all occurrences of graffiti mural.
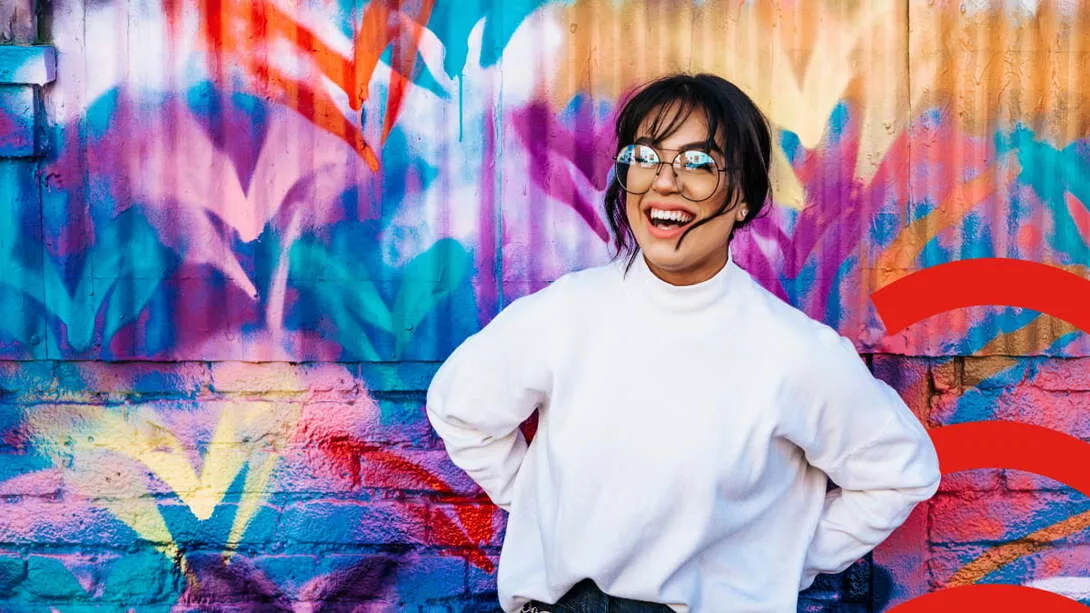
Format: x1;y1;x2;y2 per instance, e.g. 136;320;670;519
1;0;1089;610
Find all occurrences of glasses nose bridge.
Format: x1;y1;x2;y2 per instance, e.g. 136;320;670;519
651;155;682;192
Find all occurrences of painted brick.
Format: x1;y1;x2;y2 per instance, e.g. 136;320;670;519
962;356;1023;390
277;500;427;546
872;502;931;610
0;497;134;546
360;449;481;497
926;544;991;588
99;548;170;604
467;553;501;594
0;46;55;85
930;358;961;393
993;390;1090;440
0;555;26;596
358;362;441;393
369;395;443;448
0;86;36;158
1004;469;1080;493
428;503;505;549
296;363;362;393
56;361;211;397
927;391;965;426
0;461;62;496
1033;357;1090;391
210;361;313;393
930;491;1090;545
937;469;1002;493
0;361;53;397
24;555;89;599
268;449;377;496
870;356;930;405
157;501;281;548
395;554;467;601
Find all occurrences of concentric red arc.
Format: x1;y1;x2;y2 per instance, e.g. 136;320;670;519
929;421;1090;500
886;584;1087;613
871;259;1090;612
871;258;1090;336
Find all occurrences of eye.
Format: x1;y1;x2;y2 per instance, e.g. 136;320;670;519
627;144;660;167
678;150;716;173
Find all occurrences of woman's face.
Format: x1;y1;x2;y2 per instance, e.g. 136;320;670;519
623;109;744;286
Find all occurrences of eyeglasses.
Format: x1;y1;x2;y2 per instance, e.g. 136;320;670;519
613;143;728;202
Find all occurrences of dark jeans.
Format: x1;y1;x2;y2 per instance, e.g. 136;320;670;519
521;579;676;612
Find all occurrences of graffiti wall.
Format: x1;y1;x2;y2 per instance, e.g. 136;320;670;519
0;0;1088;610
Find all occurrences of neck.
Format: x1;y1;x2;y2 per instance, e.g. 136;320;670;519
644;249;729;286
627;245;739;313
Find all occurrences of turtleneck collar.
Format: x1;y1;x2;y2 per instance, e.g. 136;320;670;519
625;246;743;312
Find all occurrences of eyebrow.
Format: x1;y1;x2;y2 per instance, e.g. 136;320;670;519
633;136;715;152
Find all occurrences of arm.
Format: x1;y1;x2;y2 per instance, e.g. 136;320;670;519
781;328;941;590
425;290;554;511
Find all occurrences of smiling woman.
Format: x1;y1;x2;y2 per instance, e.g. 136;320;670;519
605;74;773;286
426;73;941;613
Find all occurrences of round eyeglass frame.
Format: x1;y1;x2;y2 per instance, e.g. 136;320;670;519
612;144;735;202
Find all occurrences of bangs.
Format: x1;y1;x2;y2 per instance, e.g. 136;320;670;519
617;84;725;156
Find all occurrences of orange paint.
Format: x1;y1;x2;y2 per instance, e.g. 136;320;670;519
166;0;438;171
945;509;1090;587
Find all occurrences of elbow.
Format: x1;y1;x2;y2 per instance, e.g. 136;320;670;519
912;435;943;502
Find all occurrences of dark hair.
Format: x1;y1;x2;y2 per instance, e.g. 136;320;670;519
604;73;773;267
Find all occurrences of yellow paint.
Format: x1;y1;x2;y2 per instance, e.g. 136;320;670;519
25;391;304;556
546;1;1090;207
548;0;914;200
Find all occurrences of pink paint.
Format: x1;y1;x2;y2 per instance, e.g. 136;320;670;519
1066;193;1090;239
476;91;499;324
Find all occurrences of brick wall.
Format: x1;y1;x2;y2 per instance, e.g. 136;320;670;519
3;356;1087;610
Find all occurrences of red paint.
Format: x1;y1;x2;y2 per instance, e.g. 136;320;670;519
168;0;438;171
888;584;1086;613
929;421;1090;501
872;259;1090;336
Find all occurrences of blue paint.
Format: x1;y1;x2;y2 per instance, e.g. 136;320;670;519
947;352;1044;423
84;87;120;141
824;254;857;328
869;208;901;248
186;82;269;193
995;126;1090;261
378;46;448;99
779;130;802;166
825;102;851;146
918;230;952;270
958;211;992;260
427;0;548;77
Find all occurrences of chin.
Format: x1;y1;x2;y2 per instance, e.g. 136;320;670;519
639;240;699;271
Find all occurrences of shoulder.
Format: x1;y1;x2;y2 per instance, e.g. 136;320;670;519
488;259;624;326
737;275;861;373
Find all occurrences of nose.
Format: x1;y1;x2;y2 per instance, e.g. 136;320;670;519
651;161;681;195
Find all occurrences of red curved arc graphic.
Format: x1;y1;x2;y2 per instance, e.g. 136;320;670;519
929;420;1090;500
871;258;1090;335
886;584;1087;613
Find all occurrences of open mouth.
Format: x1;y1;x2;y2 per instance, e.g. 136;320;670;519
645;207;696;237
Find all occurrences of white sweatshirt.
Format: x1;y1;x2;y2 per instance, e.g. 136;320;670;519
426;249;940;613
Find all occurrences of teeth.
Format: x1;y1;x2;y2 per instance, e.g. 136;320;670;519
649;208;694;223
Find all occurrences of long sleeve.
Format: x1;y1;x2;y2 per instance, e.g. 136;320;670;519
779;327;941;591
425;288;555;511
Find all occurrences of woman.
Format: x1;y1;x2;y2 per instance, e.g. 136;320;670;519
426;73;940;613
